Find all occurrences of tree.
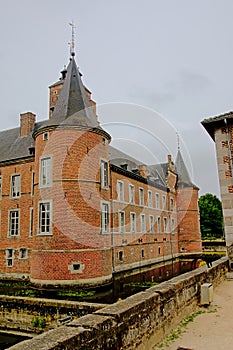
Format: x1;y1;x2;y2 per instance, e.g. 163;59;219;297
198;193;224;239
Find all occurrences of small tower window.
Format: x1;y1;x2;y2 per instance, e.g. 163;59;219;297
43;132;49;141
118;251;123;262
141;249;145;258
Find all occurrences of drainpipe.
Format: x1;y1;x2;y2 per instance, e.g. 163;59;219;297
110;166;115;298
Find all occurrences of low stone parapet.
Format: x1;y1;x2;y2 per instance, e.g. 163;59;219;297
9;256;228;350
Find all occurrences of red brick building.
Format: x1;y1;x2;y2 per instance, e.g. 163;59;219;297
0;49;202;287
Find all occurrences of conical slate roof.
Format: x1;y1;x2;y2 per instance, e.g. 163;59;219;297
37;56;102;131
175;149;195;187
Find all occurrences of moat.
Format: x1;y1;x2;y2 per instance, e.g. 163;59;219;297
0;253;223;348
0;332;31;349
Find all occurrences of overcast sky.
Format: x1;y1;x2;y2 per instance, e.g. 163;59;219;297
1;0;233;196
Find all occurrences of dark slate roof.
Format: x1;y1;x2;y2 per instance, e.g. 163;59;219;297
109;145;167;187
37;57;102;131
0;127;34;162
175;149;195;187
49;79;65;88
148;163;167;187
109;146;139;171
201;111;233;141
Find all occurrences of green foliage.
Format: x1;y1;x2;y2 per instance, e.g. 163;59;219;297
57;290;95;298
125;281;158;289
39;316;46;328
32;316;40;328
198;193;224;239
32;316;46;329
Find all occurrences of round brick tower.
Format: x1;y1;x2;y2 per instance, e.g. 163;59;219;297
176;150;202;254
30;54;113;287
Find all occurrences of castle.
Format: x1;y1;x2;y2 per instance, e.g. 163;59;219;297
0;45;202;288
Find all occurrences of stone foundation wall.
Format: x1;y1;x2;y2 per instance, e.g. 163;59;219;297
0;296;105;333
9;256;228;350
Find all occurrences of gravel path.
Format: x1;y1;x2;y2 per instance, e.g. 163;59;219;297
154;279;233;350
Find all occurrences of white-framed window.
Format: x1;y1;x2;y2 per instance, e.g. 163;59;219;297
40;156;52;187
148;190;152;207
139;188;144;206
163;217;168;232
100;160;108;188
38;201;52;235
11;174;21;198
149;215;154;232
29;207;33;237
31;171;35;196
155;193;160;209
118;211;125;233
170;198;174;211
140;213;146;233
0;176;2;199
129;184;135;203
171;217;175;233
101;202;110;233
117;181;124;201
19;248;28;259
130;212;136;233
8;209;20;236
6;248;14;267
162;195;166;210
157;216;161;232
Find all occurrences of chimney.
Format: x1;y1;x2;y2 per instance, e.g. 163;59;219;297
20;112;36;136
138;165;147;178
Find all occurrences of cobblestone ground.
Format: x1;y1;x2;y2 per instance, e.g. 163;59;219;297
153;279;233;350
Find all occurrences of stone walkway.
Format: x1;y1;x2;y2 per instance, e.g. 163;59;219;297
154;279;233;350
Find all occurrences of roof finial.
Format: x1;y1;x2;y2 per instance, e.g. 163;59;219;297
69;20;76;57
176;131;180;151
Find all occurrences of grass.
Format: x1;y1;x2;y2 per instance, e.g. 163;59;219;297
57;290;95;298
124;281;158;289
156;309;205;349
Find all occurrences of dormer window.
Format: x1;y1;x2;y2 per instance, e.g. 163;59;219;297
120;163;128;170
28;147;35;156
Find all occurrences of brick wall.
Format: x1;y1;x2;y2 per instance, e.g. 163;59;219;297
177;186;202;253
110;170;179;273
0;160;34;276
20;112;36;136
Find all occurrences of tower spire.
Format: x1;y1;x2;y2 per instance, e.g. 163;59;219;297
176;131;180;151
69;20;76;57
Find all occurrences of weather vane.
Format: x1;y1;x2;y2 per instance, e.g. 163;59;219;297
69;20;76;57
